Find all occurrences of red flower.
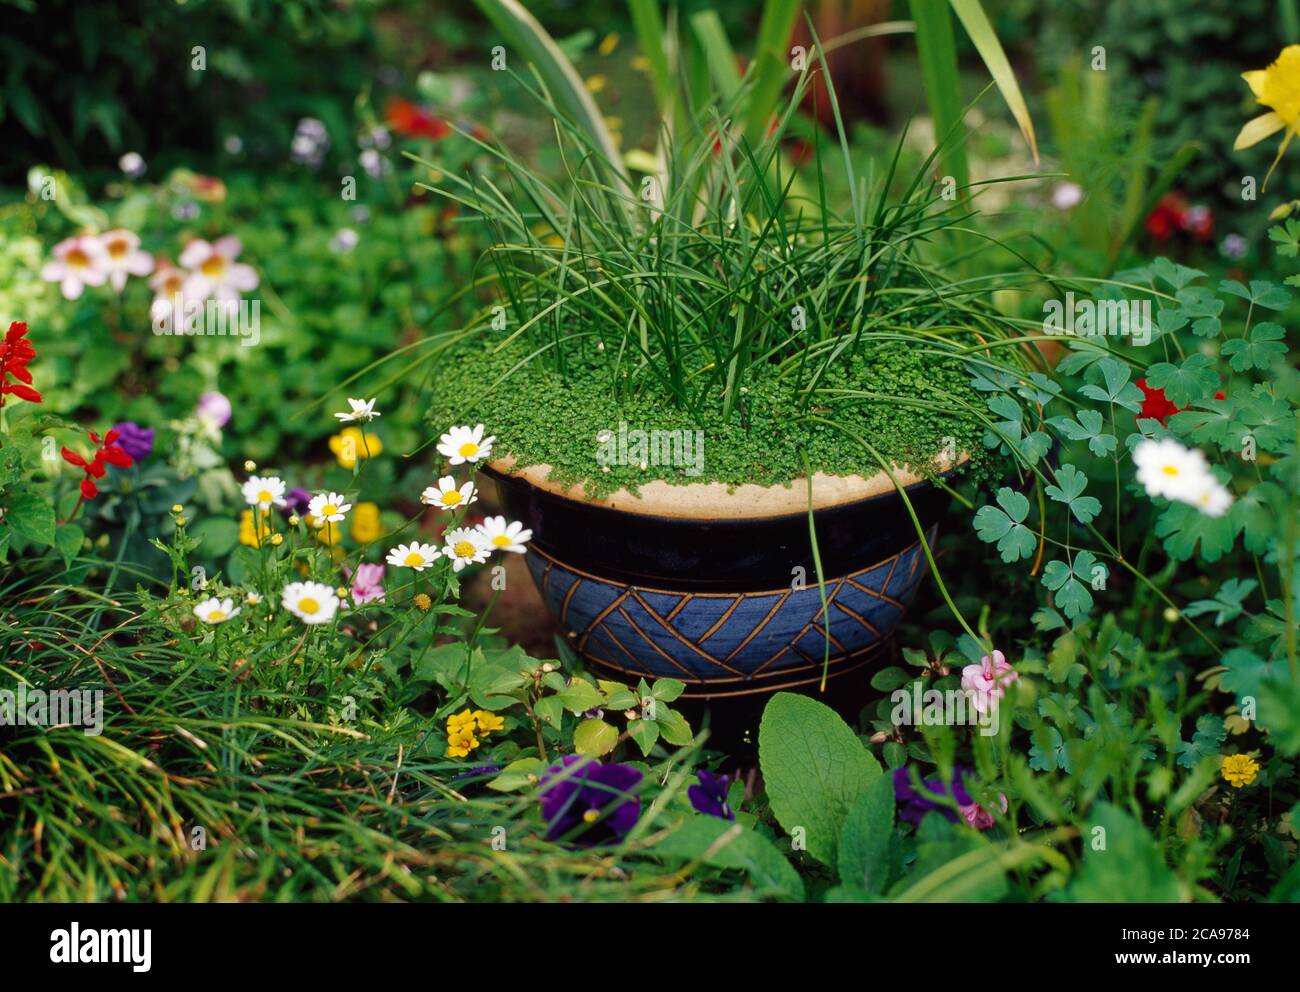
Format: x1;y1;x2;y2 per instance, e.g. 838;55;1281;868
1;320;42;406
61;428;134;503
1135;378;1184;425
385;97;451;141
1144;193;1188;242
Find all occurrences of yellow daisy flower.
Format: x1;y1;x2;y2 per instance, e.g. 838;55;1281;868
474;709;505;735
1220;753;1259;788
446;725;479;759
447;708;477;735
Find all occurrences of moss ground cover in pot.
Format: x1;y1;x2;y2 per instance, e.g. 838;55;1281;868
422;50;1035;697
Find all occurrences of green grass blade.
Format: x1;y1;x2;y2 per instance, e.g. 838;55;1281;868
949;0;1039;164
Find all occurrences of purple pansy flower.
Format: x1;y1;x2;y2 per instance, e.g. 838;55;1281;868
688;769;734;820
539;754;642;845
283;487;312;517
893;766;975;825
111;421;154;461
893;766;1007;831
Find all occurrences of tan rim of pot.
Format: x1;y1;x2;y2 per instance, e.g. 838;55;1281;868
484;450;969;521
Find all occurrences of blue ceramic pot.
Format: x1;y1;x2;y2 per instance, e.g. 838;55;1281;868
483;464;949;699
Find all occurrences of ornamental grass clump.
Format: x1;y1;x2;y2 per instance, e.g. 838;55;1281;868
417;35;1044;492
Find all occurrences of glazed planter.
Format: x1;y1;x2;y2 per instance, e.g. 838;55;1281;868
482;460;953;700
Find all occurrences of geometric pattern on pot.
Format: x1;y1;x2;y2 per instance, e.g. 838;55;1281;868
525;534;931;688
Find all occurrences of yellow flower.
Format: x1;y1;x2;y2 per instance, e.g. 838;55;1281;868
446;725;479;758
474;709;505;735
1235;45;1300;188
239;510;271;548
351;501;382;543
1220;753;1259;788
447;708;477;735
329;426;382;469
413;592;432;611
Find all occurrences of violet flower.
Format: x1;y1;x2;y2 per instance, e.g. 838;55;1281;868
893;766;1005;832
539;754;642;845
688;769;734;820
111;421;154;461
283;487;312;517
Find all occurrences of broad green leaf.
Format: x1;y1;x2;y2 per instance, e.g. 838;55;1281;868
758;692;883;867
836;775;894;894
654;816;804;901
573;718;619;756
1219;278;1291;310
2;490;56;546
1047;409;1116;457
1154;501;1239;562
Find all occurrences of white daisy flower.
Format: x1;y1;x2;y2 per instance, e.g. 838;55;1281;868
194;597;240;624
307;491;352;524
334;397;381;423
282;581;341;625
1133;439;1214;503
385;542;442;571
442;528;491;572
437;424;495;465
98;228;154;291
476;515;532;554
1191;481;1234;518
245;591;262;606
40;235;109;300
421;475;478;511
242;475;287;510
180;235;259;306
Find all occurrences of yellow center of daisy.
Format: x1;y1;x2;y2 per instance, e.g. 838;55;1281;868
582;809;601;823
298;598;320;615
67;248;89;268
321;504;337;516
454;541;476;558
405;552;424;567
1161;465;1179;477
458;442;479;457
208;610;226;621
165;274;183;293
492;535;511;547
107;239;128;259
201;256;227;277
258;489;272;502
441;490;463;506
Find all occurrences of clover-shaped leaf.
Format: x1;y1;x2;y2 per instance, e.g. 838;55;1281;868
1044;464;1102;524
1221;322;1287;372
1219;278;1291;311
1079;357;1143;412
1143;353;1218;406
1047;409;1117;457
1041;551;1097;620
973;487;1036;563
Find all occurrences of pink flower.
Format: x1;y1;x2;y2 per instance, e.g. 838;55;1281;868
180;236;258;307
99;229;154;291
40;235;108;300
960;649;1019;714
348;562;386;605
195;390;232;428
960;792;1008;831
